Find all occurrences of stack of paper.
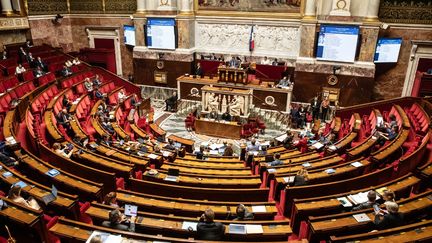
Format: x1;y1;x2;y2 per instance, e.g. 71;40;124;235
162;151;171;157
283;176;295;184
312;142;324;149
302;162;311;168
147;153;158;159
252;205;267;213
275;134;287;142
351;161;363;167
246;224;263;234
181;221;198;231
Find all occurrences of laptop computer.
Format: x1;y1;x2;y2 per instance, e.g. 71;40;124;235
42;185;58;205
165;168;180;182
124;204;138;217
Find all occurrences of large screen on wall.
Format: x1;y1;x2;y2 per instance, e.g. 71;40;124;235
146;18;176;50
123;25;136;46
316;25;360;63
374;38;402;63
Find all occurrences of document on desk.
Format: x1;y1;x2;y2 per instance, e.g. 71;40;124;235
147;153;158;159
312;142;324;149
246;224;263;234
337;197;353;207
252;205;267;213
229;224;246;234
351;161;363;167
328;145;337;151
283;176;295;184
275;134;287;142
353;213;371;223
181;221;198;231
86;231;122;243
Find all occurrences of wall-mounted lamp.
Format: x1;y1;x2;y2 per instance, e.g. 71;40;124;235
52;14;64;25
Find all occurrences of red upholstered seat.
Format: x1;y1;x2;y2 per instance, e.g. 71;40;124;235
78;202;93;224
116;177;125;189
45;216;61;243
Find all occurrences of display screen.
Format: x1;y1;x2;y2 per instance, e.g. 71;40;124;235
316;25;360;63
123;25;136;46
146;18;176;50
374;38;402;63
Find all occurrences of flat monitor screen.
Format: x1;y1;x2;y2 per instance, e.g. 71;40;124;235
374;38;402;63
123;25;136;46
316;25;360;63
146;18;176;50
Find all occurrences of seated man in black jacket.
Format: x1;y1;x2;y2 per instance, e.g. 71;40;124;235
165;92;178;112
197;208;225;241
102;209;136;232
374;201;404;230
233;204;254;221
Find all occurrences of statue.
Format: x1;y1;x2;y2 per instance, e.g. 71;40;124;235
207;93;219;112
229;95;241;116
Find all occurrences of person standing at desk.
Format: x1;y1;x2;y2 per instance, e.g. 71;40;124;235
208;108;218;120
229;56;239;68
195;62;204;77
260;56;271;65
197;208;225;241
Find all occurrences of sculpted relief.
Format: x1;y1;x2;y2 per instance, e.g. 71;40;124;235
196;23;299;57
197;0;301;12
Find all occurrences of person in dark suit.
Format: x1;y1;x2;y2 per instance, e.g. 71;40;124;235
293;168;308;186
195;62;204;77
62;95;72;111
18;47;27;63
208;108;218;120
56;109;72;130
101;209;136;232
195;145;205;159
35;57;48;72
94;87;105;99
165;92;178;112
223;143;234;156
221;110;231;121
352;190;378;211
196;208;225;241
60;65;72;77
374;202;404;230
33;66;46;78
27;52;36;67
282;130;294;149
233;204;254;221
310;96;321;121
164;139;176;151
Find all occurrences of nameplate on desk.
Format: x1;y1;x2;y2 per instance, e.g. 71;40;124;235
105;150;116;156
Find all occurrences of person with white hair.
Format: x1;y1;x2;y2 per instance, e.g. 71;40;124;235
374;201;404;230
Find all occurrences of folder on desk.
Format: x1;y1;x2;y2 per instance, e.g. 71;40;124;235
229;224;246;234
2;171;12;178
246;224;263;234
353;213;371;222
46;169;60;177
351;161;363;167
147;153;158;159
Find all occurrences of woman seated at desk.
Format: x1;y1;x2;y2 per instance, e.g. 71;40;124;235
8;184;41;210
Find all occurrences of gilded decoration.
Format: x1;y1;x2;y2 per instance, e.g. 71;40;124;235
27;0;68;15
379;0;432;24
105;0;137;14
69;0;104;14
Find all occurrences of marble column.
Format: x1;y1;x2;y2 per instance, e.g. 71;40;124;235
364;0;380;22
1;0;14;15
179;0;193;12
303;0;316;19
136;0;146;13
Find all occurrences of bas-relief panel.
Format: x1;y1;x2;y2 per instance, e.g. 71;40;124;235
197;0;301;13
196;23;299;57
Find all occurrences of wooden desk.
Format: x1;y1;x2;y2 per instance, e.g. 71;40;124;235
195;119;241;139
150;123;166;140
163;163;252;176
167;134;194;153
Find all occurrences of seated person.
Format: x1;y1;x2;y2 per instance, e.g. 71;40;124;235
352;190;378;211
53;143;74;158
195;62;204;77
282;130;294;149
382;190;396;203
94;87;105;99
293;168;308;186
267;153;283;166
102;209;136;232
197;208;225;241
195;145;205;160
295;135;309;153
35;57;48;72
60;65;72;77
246;138;260;152
374;201;404;230
72;57;81;65
164;139;176;151
229;56;239;68
377;126;398;146
117;90;127;103
56;109;72;130
103;192;119;208
223;143;234;156
100;135;112;147
33;66;46;78
233;204;254;221
208;108;218;120
100;117;114;134
260;56;271;65
8;184;41;210
93;74;102;87
0;151;18;167
62;95;72;111
221;110;231;121
276;76;291;88
84;78;93;92
65;60;73;68
165;92;178;111
15;63;26;75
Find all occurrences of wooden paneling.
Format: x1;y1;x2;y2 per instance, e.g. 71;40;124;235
133;58;193;87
